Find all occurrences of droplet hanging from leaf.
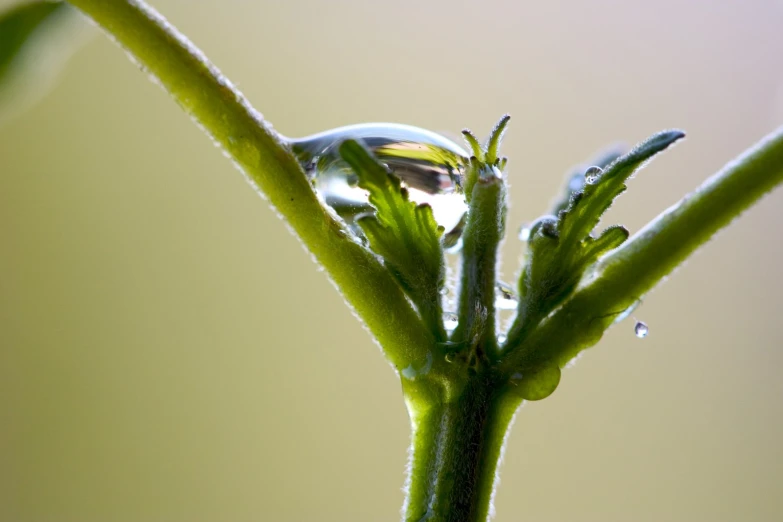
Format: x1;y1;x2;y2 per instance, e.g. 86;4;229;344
634;321;649;338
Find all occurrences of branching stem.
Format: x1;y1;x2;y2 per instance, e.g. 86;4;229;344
66;0;434;370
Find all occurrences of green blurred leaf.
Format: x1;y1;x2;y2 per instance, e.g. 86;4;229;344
517;130;684;325
339;139;446;336
0;1;86;125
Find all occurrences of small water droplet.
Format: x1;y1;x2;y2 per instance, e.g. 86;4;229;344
584;165;603;185
495;282;518;310
443;312;459;331
439;287;449;296
287;123;469;236
634;321;649;338
497;334;507;344
518;224;531;242
444;353;455;363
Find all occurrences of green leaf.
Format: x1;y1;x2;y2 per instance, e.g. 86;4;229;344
559;130;685;247
550;146;625;216
0;1;86;125
484;113;510;165
461;115;510;205
515;130;684;329
339;139;446;337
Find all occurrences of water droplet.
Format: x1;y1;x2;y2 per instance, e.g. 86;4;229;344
497;334;507;344
443;312;459;331
495;282;518;310
634;321;649;338
511;365;561;400
444;352;455;363
287;123;469;235
584;165;603;185
518;223;531;242
439;287;449;296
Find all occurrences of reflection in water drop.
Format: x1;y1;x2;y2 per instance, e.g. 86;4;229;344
634;321;649;338
443;312;459;332
286;123;469;235
584;165;603;185
495;282;519;310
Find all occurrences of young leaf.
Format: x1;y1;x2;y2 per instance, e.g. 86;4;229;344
515;130;684;331
550;146;625;216
339;139;446;337
558;130;685;247
0;1;87;125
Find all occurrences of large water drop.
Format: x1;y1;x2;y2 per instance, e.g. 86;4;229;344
286;123;469;235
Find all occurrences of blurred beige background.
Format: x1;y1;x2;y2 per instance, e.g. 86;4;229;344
1;1;782;521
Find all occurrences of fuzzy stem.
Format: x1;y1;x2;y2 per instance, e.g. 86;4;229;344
403;375;521;522
589;125;783;308
454;175;505;359
66;0;434;370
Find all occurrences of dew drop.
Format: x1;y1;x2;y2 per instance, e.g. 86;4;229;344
439;287;449;296
497;334;507;344
444;352;455;363
634;321;649;338
584;165;603;185
286;123;469;235
443;312;459;331
518;223;531;242
495;282;519;310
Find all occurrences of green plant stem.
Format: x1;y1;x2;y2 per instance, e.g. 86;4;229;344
502;125;783;372
404;374;521;522
455;177;504;357
65;0;433;370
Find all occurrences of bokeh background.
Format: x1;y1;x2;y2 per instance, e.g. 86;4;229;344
2;1;782;521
